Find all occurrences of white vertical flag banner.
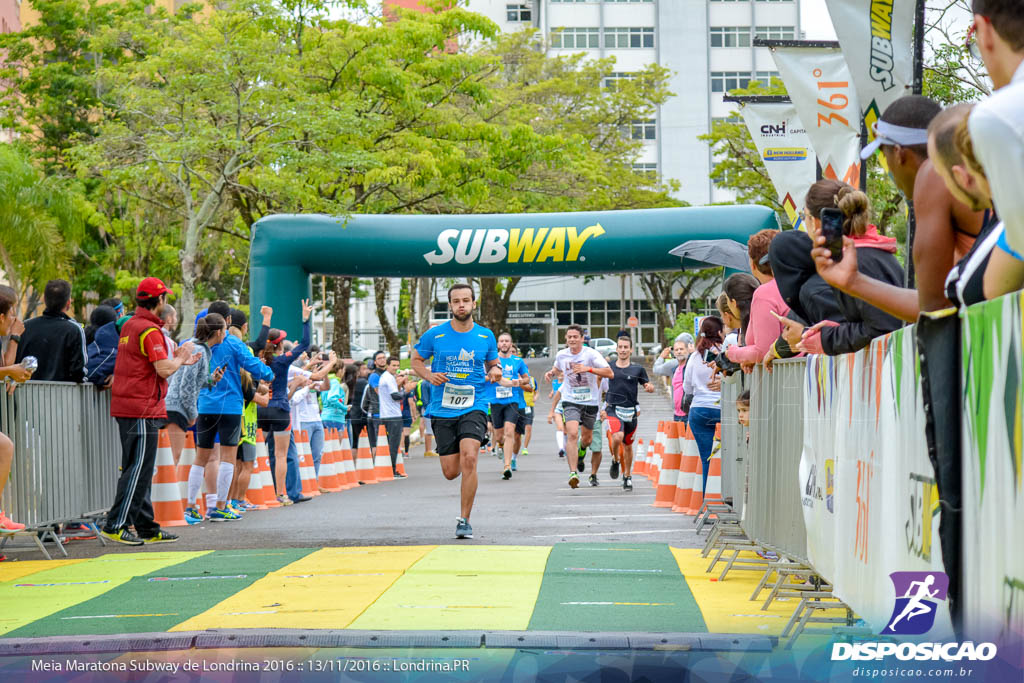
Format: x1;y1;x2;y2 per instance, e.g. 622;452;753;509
771;47;863;189
739;102;817;231
825;0;916;141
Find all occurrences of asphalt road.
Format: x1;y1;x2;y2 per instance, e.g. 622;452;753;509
24;358;702;558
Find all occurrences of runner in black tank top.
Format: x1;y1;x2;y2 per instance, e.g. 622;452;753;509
603;335;653;491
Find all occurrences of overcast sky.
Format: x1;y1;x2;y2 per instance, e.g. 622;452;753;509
801;0;838;40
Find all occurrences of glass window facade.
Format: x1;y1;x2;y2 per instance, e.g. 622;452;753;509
709;26;751;48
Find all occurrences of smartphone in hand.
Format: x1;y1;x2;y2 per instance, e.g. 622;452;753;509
819;207;845;262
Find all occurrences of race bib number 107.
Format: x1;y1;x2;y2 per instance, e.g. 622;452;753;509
442;383;475;409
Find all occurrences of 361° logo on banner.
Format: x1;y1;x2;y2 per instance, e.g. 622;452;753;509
881;571;949;635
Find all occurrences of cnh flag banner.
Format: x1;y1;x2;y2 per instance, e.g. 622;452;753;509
770;46;862;189
739;102;817;231
825;0;916;144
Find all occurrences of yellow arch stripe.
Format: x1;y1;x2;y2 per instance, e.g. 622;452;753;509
139;327;160;357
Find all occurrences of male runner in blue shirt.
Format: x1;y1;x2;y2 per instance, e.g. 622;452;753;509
492;332;530;481
411;283;502;539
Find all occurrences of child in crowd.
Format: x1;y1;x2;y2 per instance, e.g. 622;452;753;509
736;390;750;444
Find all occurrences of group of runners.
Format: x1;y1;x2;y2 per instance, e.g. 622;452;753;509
410;283;654;540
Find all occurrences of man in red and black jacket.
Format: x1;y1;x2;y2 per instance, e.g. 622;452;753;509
101;278;200;546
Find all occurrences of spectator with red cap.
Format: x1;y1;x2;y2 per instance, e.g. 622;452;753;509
101;277;201;545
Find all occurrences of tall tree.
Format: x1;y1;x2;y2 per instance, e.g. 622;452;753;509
71;0;356;328
0;145;88;310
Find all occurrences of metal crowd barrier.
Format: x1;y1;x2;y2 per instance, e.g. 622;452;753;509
0;381;120;529
719;375;747;519
743;359;808;564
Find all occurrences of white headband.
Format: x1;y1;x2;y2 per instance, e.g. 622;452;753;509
860;120;931;159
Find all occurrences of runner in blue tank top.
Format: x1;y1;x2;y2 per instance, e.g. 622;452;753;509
411;283;501;540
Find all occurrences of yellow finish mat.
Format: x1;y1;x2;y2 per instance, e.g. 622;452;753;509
350;546;551;631
670;547;796;636
0;559;85;583
0;552;208;635
172;546;436;631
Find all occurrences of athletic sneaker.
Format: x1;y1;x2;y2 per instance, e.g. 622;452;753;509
141;531;179;544
100;528;144;546
521;448;528;456
609;460;620;480
558;449;565;458
455;517;473;539
227;501;246;515
184;507;203;525
589;474;599;487
568;472;580;489
510;456;517;471
502;468;512;480
207;507;242;522
276;494;293;506
0;511;25;532
232;499;257;511
578;455;586;473
623;476;633;491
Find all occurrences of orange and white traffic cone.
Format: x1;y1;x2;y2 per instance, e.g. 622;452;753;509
355;427;378;484
319;429;344;492
176;430;197;510
255;430;279;508
295;430;320;497
634;438;647;477
243;430;269;510
152;430;186;527
374;424;395;482
673;423;698;514
699;424;724;513
653;422;681;509
685;427;707;515
337;429;357;490
649;422;665;483
395;449;407;477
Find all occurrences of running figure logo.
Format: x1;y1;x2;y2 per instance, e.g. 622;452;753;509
881;571;949;635
458;348;475;362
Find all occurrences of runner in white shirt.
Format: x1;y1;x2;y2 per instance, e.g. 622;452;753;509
544;324;613;489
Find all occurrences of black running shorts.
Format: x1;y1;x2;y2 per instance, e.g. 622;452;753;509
490;402;520;429
165;410;191;431
516;406;533;434
196;413;243;449
238;441;257;463
432;410;489;457
257;406;291;434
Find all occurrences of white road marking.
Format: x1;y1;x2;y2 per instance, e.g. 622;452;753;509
531;529;693;538
543;514;680;520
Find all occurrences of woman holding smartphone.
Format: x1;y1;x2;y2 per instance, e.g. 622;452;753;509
684;316;725;497
725;229;790;373
777;180;905;356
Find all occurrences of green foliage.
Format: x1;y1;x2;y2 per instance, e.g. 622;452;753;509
0;144;90;304
0;0;151;171
665;312;698;343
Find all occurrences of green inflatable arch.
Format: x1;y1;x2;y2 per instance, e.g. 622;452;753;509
249;206;779;337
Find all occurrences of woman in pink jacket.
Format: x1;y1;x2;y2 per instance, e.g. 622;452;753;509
725;229;791;372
